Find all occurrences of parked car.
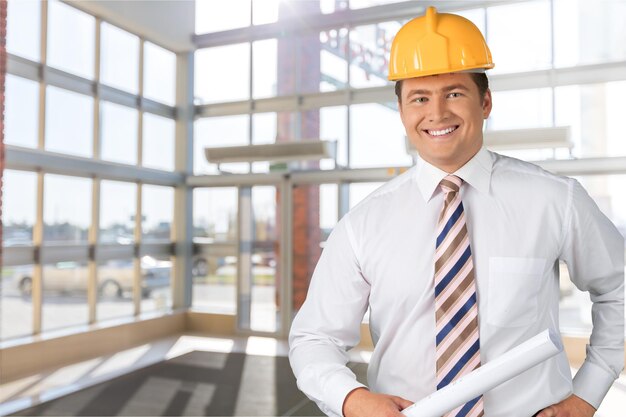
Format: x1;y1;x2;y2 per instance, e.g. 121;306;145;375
16;256;170;298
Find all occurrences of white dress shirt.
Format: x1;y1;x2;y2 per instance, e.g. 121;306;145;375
289;147;624;417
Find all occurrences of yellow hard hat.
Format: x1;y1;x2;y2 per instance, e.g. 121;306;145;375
388;6;494;80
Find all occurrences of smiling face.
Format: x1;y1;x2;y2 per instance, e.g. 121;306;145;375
399;72;492;173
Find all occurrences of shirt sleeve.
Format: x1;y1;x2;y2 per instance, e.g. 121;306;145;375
289;215;371;417
559;179;625;409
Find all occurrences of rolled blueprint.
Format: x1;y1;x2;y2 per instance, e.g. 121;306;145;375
402;329;563;417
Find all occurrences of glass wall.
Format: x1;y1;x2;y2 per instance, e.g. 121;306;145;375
192;188;238;314
3;1;178;341
193;0;626;337
1;171;37;340
4;75;39;149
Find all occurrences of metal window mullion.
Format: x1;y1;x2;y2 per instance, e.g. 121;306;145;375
32;0;49;335
38;0;48;151
94;18;102;159
171;51;194;310
134;38;145;316
278;176;293;337
249;40;254;173
88;17;102;324
32;172;45;335
549;0;557;128
237;186;253;331
88;180;100;323
134;183;142;316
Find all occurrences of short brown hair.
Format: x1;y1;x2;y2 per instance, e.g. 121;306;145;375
395;72;489;103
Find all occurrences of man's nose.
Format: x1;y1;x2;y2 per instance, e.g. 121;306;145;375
428;97;450;122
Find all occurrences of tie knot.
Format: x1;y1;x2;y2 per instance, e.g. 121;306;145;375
440;175;462;194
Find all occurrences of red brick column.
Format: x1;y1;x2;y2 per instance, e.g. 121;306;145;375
275;1;322;314
0;0;7;270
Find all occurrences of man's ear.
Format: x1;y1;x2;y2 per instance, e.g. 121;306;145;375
482;89;493;119
398;100;405;123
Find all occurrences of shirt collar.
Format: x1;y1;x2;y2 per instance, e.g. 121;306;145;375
413;146;493;202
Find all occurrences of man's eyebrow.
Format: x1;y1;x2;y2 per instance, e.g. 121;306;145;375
442;84;470;92
405;89;431;97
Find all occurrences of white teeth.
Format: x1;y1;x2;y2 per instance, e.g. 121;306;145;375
428;126;456;136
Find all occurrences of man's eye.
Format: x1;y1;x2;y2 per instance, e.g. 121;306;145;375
448;92;462;98
413;97;428;103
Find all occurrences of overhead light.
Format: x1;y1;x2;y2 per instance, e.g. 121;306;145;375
405;126;572;154
204;140;337;164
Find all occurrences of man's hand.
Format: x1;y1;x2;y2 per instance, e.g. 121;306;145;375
535;395;596;417
343;387;413;417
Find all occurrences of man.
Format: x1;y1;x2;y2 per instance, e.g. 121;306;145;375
289;7;624;417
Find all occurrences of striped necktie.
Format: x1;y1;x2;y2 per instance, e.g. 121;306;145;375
434;175;484;417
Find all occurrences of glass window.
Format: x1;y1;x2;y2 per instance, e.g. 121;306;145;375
6;0;41;61
252;0;278;25
554;85;582;158
140;255;172;313
249;186;278;332
143;42;176;106
349;23;399;88
195;0;251;34
554;0;626;68
42;261;89;332
321;0;348;14
606;81;626;158
282;28;349;95
349;182;384;209
487;1;551;74
100;180;136;244
97;259;134;322
47;0;95;79
4;75;39;149
252;186;277;242
44;175;91;244
250;112;276;173
320;29;349;92
253;40;277;99
100;101;138;165
275;37;297;96
2;170;37;247
100;22;139;94
195;43;251;104
194;115;250;175
142;185;173;243
192;187;238;314
45;86;94;158
1;265;34;340
252;112;277;145
350;103;412;168
275;111;298;141
192;252;237;314
489;88;553;131
555;81;626;159
193;187;239;243
320;184;338;238
143;113;175;171
320;106;347;169
350;0;402;9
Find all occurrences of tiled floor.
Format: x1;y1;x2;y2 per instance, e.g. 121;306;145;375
0;334;624;416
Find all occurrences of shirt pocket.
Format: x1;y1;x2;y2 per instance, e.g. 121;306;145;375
487;257;547;327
